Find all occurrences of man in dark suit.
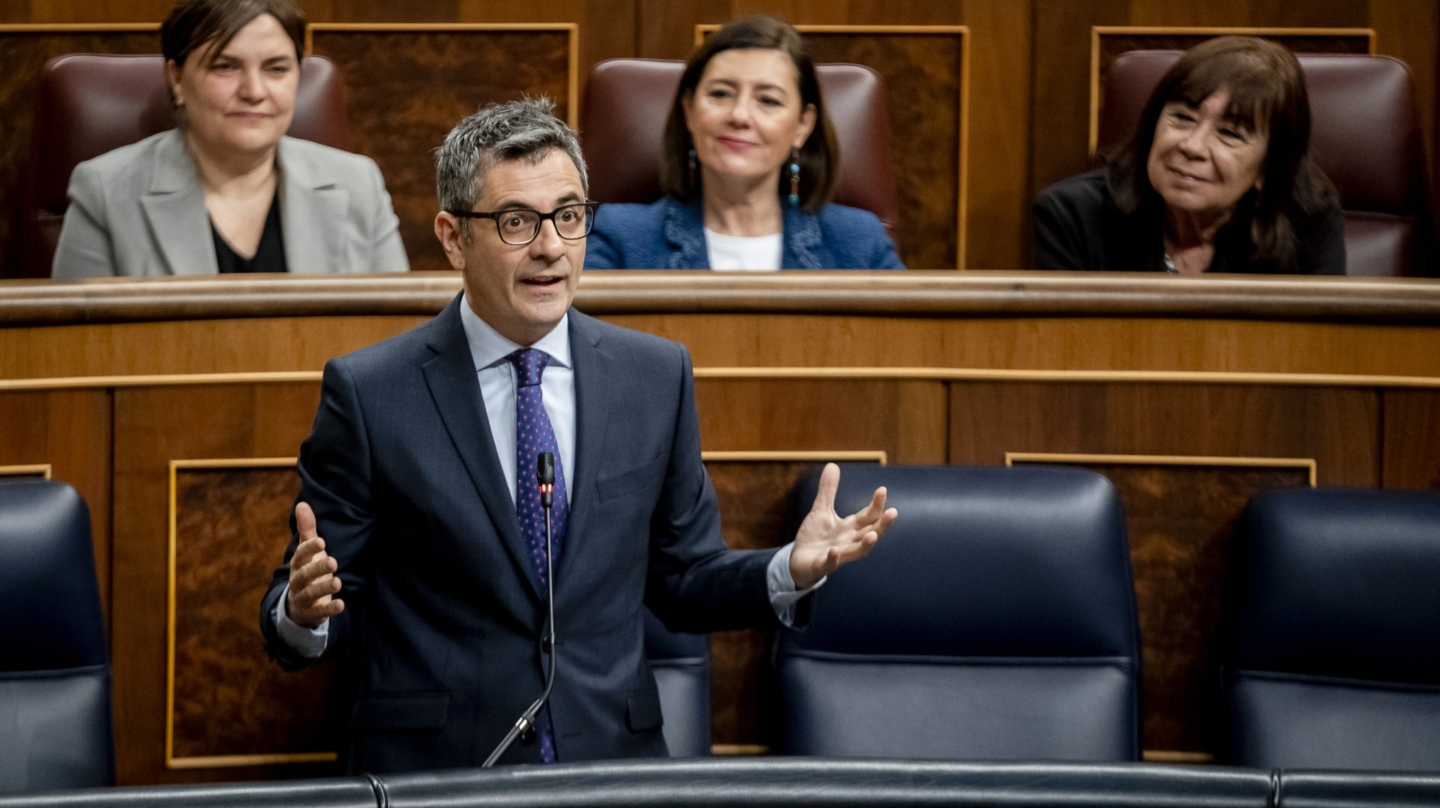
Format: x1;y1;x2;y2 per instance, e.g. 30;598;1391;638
259;99;895;773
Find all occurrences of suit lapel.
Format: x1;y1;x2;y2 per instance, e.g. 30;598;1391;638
558;311;611;585
139;130;217;276
421;296;539;602
278;138;347;273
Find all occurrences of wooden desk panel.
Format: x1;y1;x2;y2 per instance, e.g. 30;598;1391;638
1;272;1436;781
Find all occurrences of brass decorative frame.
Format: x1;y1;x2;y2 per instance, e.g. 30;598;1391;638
695;24;971;269
703;450;887;465
304;23;580;129
165;456;336;769
1088;26;1377;156
0;23;160;32
1005;451;1318;487
0;463;52;478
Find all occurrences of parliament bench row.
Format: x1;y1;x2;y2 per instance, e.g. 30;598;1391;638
4;468;1440;793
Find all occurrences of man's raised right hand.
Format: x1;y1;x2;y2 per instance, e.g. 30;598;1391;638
286;501;345;629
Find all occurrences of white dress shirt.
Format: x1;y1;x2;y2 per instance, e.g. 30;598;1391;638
276;296;821;657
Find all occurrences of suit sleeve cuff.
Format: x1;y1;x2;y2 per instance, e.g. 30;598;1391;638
274;583;330;659
767;543;826;627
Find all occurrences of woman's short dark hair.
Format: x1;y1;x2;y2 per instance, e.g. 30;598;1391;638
162;0;306;70
659;16;838;214
1106;35;1337;272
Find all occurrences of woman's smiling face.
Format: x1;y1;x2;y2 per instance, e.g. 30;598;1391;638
682;47;816;187
1146;87;1269;217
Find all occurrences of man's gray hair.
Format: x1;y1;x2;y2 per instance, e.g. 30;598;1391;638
434;98;588;217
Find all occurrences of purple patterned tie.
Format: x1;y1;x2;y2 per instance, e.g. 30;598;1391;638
509;347;567;764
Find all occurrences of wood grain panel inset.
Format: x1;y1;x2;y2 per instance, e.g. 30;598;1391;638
308;26;575;273
1011;457;1311;754
0;27;162;278
1089;27;1374;155
704;455;883;748
695;379;948;465
1382;389;1440;490
168;461;337;767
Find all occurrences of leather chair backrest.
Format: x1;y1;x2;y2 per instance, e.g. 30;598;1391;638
1097;51;1429;277
579;58;902;249
644;609;711;757
777;465;1141;761
22;53;352;278
0;480;112;794
1223;488;1440;771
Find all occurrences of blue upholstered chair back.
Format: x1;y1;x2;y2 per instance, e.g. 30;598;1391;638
1223;488;1440;771
644;609;711;757
777;465;1141;761
0;480;113;793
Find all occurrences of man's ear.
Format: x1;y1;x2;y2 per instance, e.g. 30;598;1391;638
434;212;467;271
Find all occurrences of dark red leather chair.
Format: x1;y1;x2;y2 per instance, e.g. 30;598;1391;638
1096;51;1430;277
21;53;351;278
579;58;901;250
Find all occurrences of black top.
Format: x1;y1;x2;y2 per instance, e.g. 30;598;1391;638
211;191;288;274
1032;169;1346;275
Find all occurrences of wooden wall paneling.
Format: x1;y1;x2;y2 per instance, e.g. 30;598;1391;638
0;26;161;278
951;380;1380;755
1028;0;1130;245
1088;27;1373;156
0;316;430;380
694;378;948;463
458;0;638;86
167;459;338;769
792;26;969;269
0;389;112;617
111;382;325;785
307;25;578;273
1382;389;1440;490
958;0;1031;270
1009;454;1312;758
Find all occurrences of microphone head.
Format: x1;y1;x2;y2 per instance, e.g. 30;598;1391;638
537;451;555;485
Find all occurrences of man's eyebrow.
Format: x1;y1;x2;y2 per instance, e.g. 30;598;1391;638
491;191;583;210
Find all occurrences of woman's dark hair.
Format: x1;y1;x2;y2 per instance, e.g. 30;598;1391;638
1106;35;1337;272
162;0;305;70
659;16;838;214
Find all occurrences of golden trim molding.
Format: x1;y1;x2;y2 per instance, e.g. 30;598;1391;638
1088;26;1376;155
5;366;1440;392
0;23;160;32
0;463;52;479
165;457;337;769
703;450;887;465
304;23;580;129
696;24;971;269
1006;451;1318;487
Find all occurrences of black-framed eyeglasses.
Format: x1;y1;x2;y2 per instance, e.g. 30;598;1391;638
448;202;598;245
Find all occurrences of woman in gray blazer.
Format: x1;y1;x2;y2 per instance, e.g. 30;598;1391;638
52;0;408;279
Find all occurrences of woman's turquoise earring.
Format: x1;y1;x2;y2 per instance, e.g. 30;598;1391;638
688;148;697;185
787;148;801;208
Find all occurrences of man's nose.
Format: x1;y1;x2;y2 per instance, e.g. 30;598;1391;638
528;218;566;259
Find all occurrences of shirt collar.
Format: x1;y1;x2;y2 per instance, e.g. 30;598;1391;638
458;293;572;371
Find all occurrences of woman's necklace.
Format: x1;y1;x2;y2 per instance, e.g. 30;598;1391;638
1163;252;1178;273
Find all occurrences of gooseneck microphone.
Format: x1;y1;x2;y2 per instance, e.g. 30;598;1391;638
482;451;560;767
